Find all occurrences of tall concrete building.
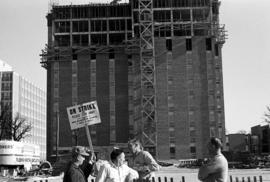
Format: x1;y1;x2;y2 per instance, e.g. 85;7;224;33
0;60;47;159
42;0;226;160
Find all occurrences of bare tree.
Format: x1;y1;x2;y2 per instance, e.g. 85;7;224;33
263;105;270;124
0;103;32;141
10;113;32;141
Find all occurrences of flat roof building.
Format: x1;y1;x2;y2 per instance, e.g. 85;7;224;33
0;60;47;159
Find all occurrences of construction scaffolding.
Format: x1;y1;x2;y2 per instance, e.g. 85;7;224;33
41;0;226;58
137;0;157;153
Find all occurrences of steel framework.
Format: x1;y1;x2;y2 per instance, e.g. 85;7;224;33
138;0;157;152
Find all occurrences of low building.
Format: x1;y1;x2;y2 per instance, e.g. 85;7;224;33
251;124;270;155
226;134;250;152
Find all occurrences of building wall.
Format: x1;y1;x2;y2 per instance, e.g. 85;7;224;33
0;71;13;140
46;49;131;159
46;63;53;160
251;125;270;154
58;61;72;147
155;37;225;159
45;1;226;160
16;75;47;160
115;51;129;143
227;134;248;152
261;125;270;153
96;53;110;146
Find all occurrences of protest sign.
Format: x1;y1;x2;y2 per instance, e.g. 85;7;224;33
67;101;101;130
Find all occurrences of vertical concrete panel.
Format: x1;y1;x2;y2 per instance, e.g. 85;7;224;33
76;51;91;146
192;37;209;158
77;52;91;104
47;64;53;160
172;37;190;159
96;54;110;146
213;41;226;144
115;49;129;143
128;54;135;137
59;61;73;147
155;38;170;159
132;53;141;133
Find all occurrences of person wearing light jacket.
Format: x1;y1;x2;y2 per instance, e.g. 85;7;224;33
95;148;139;182
198;137;228;182
128;139;160;181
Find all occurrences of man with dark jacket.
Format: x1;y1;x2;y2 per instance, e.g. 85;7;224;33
63;146;90;182
80;149;96;181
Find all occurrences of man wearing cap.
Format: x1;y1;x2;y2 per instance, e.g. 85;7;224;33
198;137;228;182
80;148;96;181
63;146;91;182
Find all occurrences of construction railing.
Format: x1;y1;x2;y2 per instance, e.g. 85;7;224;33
23;175;265;182
229;175;263;182
89;175;264;182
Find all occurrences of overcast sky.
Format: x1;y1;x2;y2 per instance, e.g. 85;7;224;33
0;0;269;133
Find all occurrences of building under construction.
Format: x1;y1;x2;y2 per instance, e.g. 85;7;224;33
41;0;227;161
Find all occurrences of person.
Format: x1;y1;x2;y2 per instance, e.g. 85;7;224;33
92;151;109;177
63;146;90;182
80;148;96;181
198;137;228;182
127;139;160;181
95;148;139;182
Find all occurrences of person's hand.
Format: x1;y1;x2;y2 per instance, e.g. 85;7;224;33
88;151;96;163
85;149;96;164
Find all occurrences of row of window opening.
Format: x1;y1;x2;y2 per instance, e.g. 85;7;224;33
55;19;132;33
54;33;131;46
165;38;219;56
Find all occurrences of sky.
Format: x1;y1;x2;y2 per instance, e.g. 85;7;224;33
0;0;269;134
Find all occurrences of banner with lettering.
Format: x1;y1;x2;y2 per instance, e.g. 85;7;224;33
67;101;101;130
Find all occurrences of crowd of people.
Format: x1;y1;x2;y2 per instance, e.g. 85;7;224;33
63;138;160;182
63;137;228;182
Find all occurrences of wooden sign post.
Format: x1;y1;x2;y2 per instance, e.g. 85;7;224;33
67;101;101;151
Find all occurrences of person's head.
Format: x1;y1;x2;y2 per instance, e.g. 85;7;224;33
71;146;89;166
97;151;106;160
110;148;125;167
128;138;143;154
207;137;222;155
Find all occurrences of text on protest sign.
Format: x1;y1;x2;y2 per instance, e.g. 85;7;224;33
67;101;101;130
